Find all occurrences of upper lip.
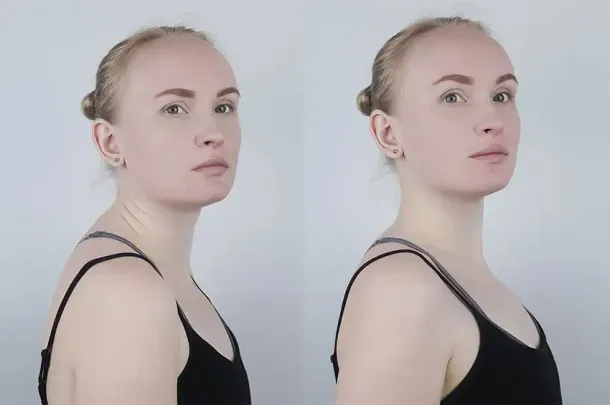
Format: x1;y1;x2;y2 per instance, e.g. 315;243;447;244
192;156;229;170
469;144;508;158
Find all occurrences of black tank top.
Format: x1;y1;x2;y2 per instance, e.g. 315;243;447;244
38;231;251;405
330;237;563;405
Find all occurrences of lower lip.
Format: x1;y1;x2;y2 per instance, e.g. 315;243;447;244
193;164;228;175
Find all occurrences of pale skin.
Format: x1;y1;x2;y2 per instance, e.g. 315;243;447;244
334;26;541;404
42;35;242;405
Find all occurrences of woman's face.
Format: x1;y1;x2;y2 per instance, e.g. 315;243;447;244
385;26;520;199
100;35;241;210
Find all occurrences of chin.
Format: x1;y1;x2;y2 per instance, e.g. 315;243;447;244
438;174;512;201
159;184;233;211
467;177;513;199
193;186;233;207
185;172;237;206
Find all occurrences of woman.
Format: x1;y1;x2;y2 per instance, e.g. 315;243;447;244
38;25;251;405
330;16;563;405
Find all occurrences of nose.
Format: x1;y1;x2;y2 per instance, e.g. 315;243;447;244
194;127;225;148
475;119;504;137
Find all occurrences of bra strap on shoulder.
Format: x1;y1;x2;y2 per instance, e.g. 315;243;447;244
369;237;485;314
39;252;159;402
332;248;452;360
43;252;158;355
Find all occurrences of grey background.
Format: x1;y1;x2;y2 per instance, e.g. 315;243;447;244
1;1;304;404
2;0;609;404
303;1;610;404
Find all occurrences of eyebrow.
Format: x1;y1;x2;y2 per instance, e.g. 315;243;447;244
432;73;518;85
154;86;241;99
217;86;241;98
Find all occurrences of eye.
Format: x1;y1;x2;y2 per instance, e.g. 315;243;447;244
164;104;187;115
215;103;235;114
442;92;465;103
493;91;513;103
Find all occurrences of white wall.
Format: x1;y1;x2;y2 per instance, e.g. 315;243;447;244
303;1;610;404
2;0;609;404
0;1;304;404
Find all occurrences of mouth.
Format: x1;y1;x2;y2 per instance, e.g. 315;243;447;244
469;145;509;159
192;157;229;172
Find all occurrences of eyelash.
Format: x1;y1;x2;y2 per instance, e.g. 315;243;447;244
162;102;236;115
441;90;514;104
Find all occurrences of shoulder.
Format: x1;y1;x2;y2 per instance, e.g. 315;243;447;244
54;254;184;404
59;254;181;363
333;247;456;403
348;246;450;313
76;254;174;314
338;246;455;358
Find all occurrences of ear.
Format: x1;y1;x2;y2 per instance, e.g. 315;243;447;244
91;119;123;167
369;109;403;160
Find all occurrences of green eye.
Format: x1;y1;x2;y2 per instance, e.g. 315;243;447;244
442;92;465;103
164;104;187;114
215;103;235;114
494;91;513;102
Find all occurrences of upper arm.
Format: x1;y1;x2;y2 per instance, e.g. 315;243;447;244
67;258;182;405
334;254;453;405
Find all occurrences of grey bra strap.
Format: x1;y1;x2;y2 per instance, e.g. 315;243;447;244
369;236;485;315
79;231;153;266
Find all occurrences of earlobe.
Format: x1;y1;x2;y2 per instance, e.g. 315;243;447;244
369;110;403;159
92;119;123;167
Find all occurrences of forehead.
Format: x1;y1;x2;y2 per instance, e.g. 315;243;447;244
122;35;236;98
401;26;514;86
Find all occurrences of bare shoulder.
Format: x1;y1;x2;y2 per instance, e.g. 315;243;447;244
346;247;451;318
69;255;177;324
334;248;454;405
54;255;183;404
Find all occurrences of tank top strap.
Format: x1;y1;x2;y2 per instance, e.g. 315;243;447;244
330;249;420;376
38;251;158;405
330;241;484;374
369;237;486;315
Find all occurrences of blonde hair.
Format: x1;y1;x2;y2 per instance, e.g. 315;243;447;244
356;16;490;116
81;25;210;122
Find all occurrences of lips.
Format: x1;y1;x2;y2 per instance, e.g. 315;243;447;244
192;157;229;171
469;145;508;158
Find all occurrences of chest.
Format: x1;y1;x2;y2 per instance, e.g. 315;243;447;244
172;279;236;363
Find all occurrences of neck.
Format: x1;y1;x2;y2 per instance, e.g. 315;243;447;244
93;191;201;275
393;185;486;264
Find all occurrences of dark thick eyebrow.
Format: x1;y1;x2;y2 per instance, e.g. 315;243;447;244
496;73;518;85
154;86;241;99
217;86;241;98
154;88;196;98
432;73;519;86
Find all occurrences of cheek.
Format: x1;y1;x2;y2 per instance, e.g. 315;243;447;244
402;113;460;159
400;112;471;182
121;121;190;170
502;109;521;148
219;118;241;150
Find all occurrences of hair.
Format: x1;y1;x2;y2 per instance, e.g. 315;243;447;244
81;25;211;122
356;16;490;116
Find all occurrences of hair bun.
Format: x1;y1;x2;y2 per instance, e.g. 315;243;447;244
356;85;373;116
81;91;96;120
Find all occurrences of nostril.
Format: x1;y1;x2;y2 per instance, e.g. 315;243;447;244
482;126;503;135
